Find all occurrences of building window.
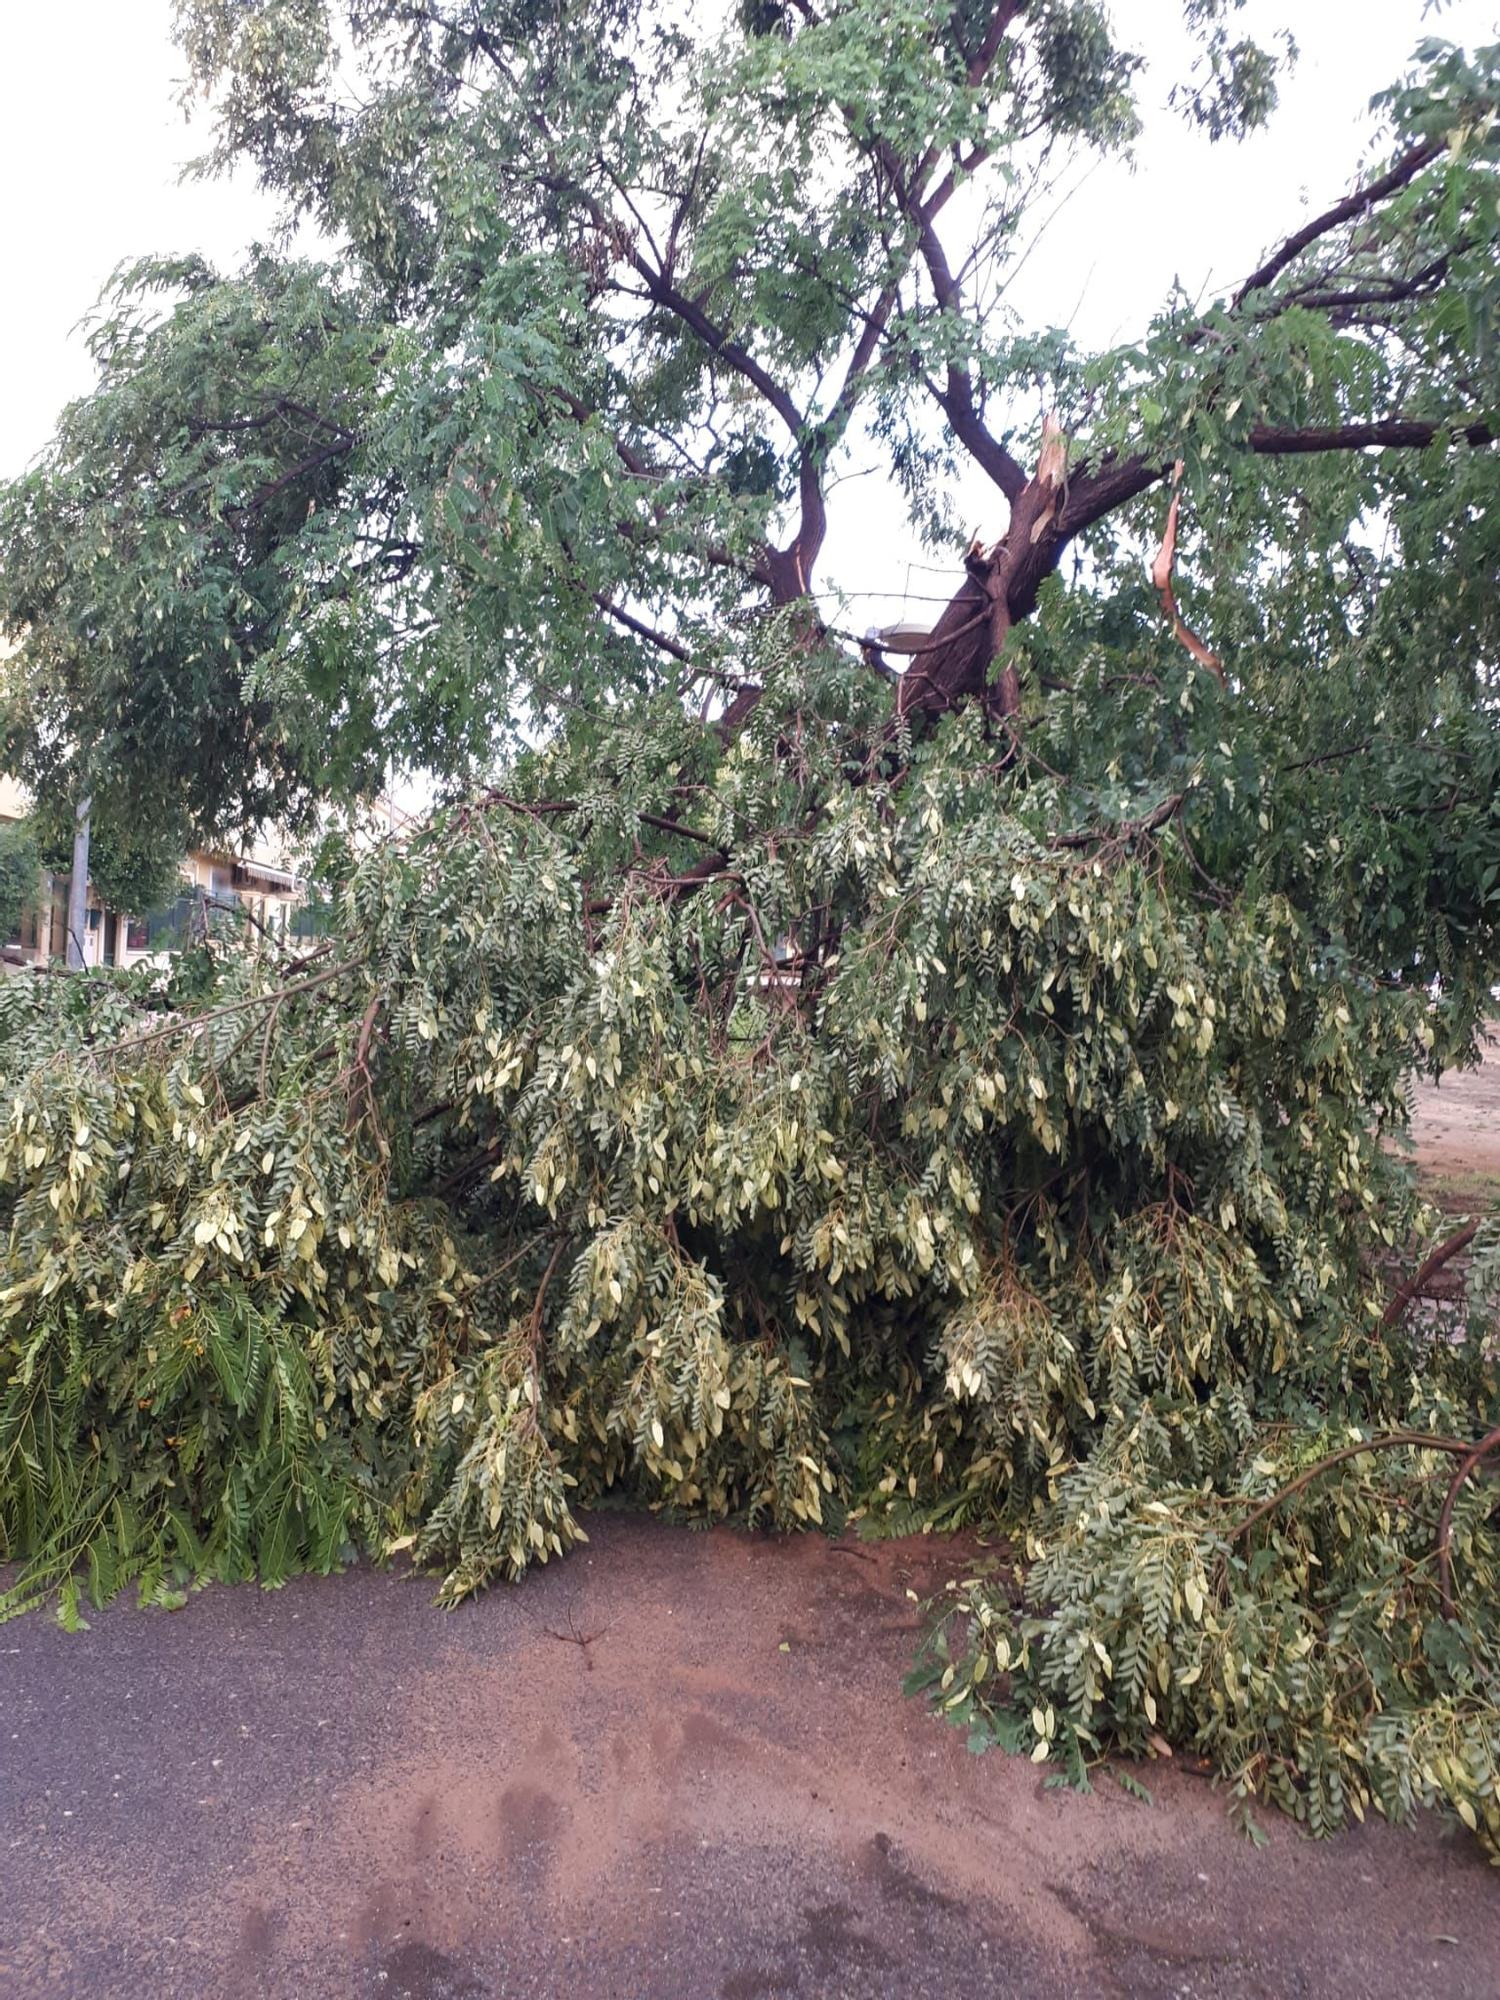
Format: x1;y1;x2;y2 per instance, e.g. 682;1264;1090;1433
126;917;149;953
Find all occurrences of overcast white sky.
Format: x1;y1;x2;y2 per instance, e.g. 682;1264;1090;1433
0;1;1494;639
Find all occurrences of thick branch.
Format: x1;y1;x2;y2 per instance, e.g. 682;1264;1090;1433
585;850;736;916
547;383;655;480
1055;413;1496;550
1052;792;1185;850
593;594;693;665
619;247;829;600
629;254;805;442
233;436;355;517
961;3;1030;87
1233;137;1443;308
931;362;1029;506
908;2;1025;210
1381;1219;1480;1333
911;211;1028;505
1270;251;1452;323
763;455;828;604
100;960;365;1056
827;271;908;428
1249;416;1494;456
543;168;824;599
878;396;1496;736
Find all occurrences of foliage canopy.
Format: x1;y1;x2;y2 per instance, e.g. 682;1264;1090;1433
1;0;1499;1858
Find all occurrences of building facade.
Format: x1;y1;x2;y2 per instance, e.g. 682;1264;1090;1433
0;779;303;970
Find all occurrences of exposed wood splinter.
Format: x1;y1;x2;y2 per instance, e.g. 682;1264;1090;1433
1150;460;1226;686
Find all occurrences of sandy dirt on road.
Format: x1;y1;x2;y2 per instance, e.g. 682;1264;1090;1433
5;1519;1500;2000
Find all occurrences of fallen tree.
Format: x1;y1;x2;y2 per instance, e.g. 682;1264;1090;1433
2;715;1498;1848
1;1;1499;1858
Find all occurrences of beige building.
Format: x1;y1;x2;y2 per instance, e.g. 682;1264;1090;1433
0;778;303;970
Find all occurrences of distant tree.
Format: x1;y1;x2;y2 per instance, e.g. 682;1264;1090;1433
0;257;390;875
0;820;40;941
24;795;186;922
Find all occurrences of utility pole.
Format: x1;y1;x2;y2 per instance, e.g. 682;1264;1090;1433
64;794;91;971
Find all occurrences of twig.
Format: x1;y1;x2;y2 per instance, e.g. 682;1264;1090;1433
258;996;283;1102
98;959;365;1057
543;1606;608;1668
484;791;721;848
1228;1431;1489;1542
350;992;384;1145
529;1238;568;1348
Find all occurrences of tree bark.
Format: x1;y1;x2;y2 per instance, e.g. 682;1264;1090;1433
894;414;1070;723
65;795;92;973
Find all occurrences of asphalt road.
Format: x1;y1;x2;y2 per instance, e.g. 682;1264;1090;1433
4;1516;1498;1999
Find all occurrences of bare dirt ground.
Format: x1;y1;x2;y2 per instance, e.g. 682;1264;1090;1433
3;1053;1499;2000
1408;1029;1500;1206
